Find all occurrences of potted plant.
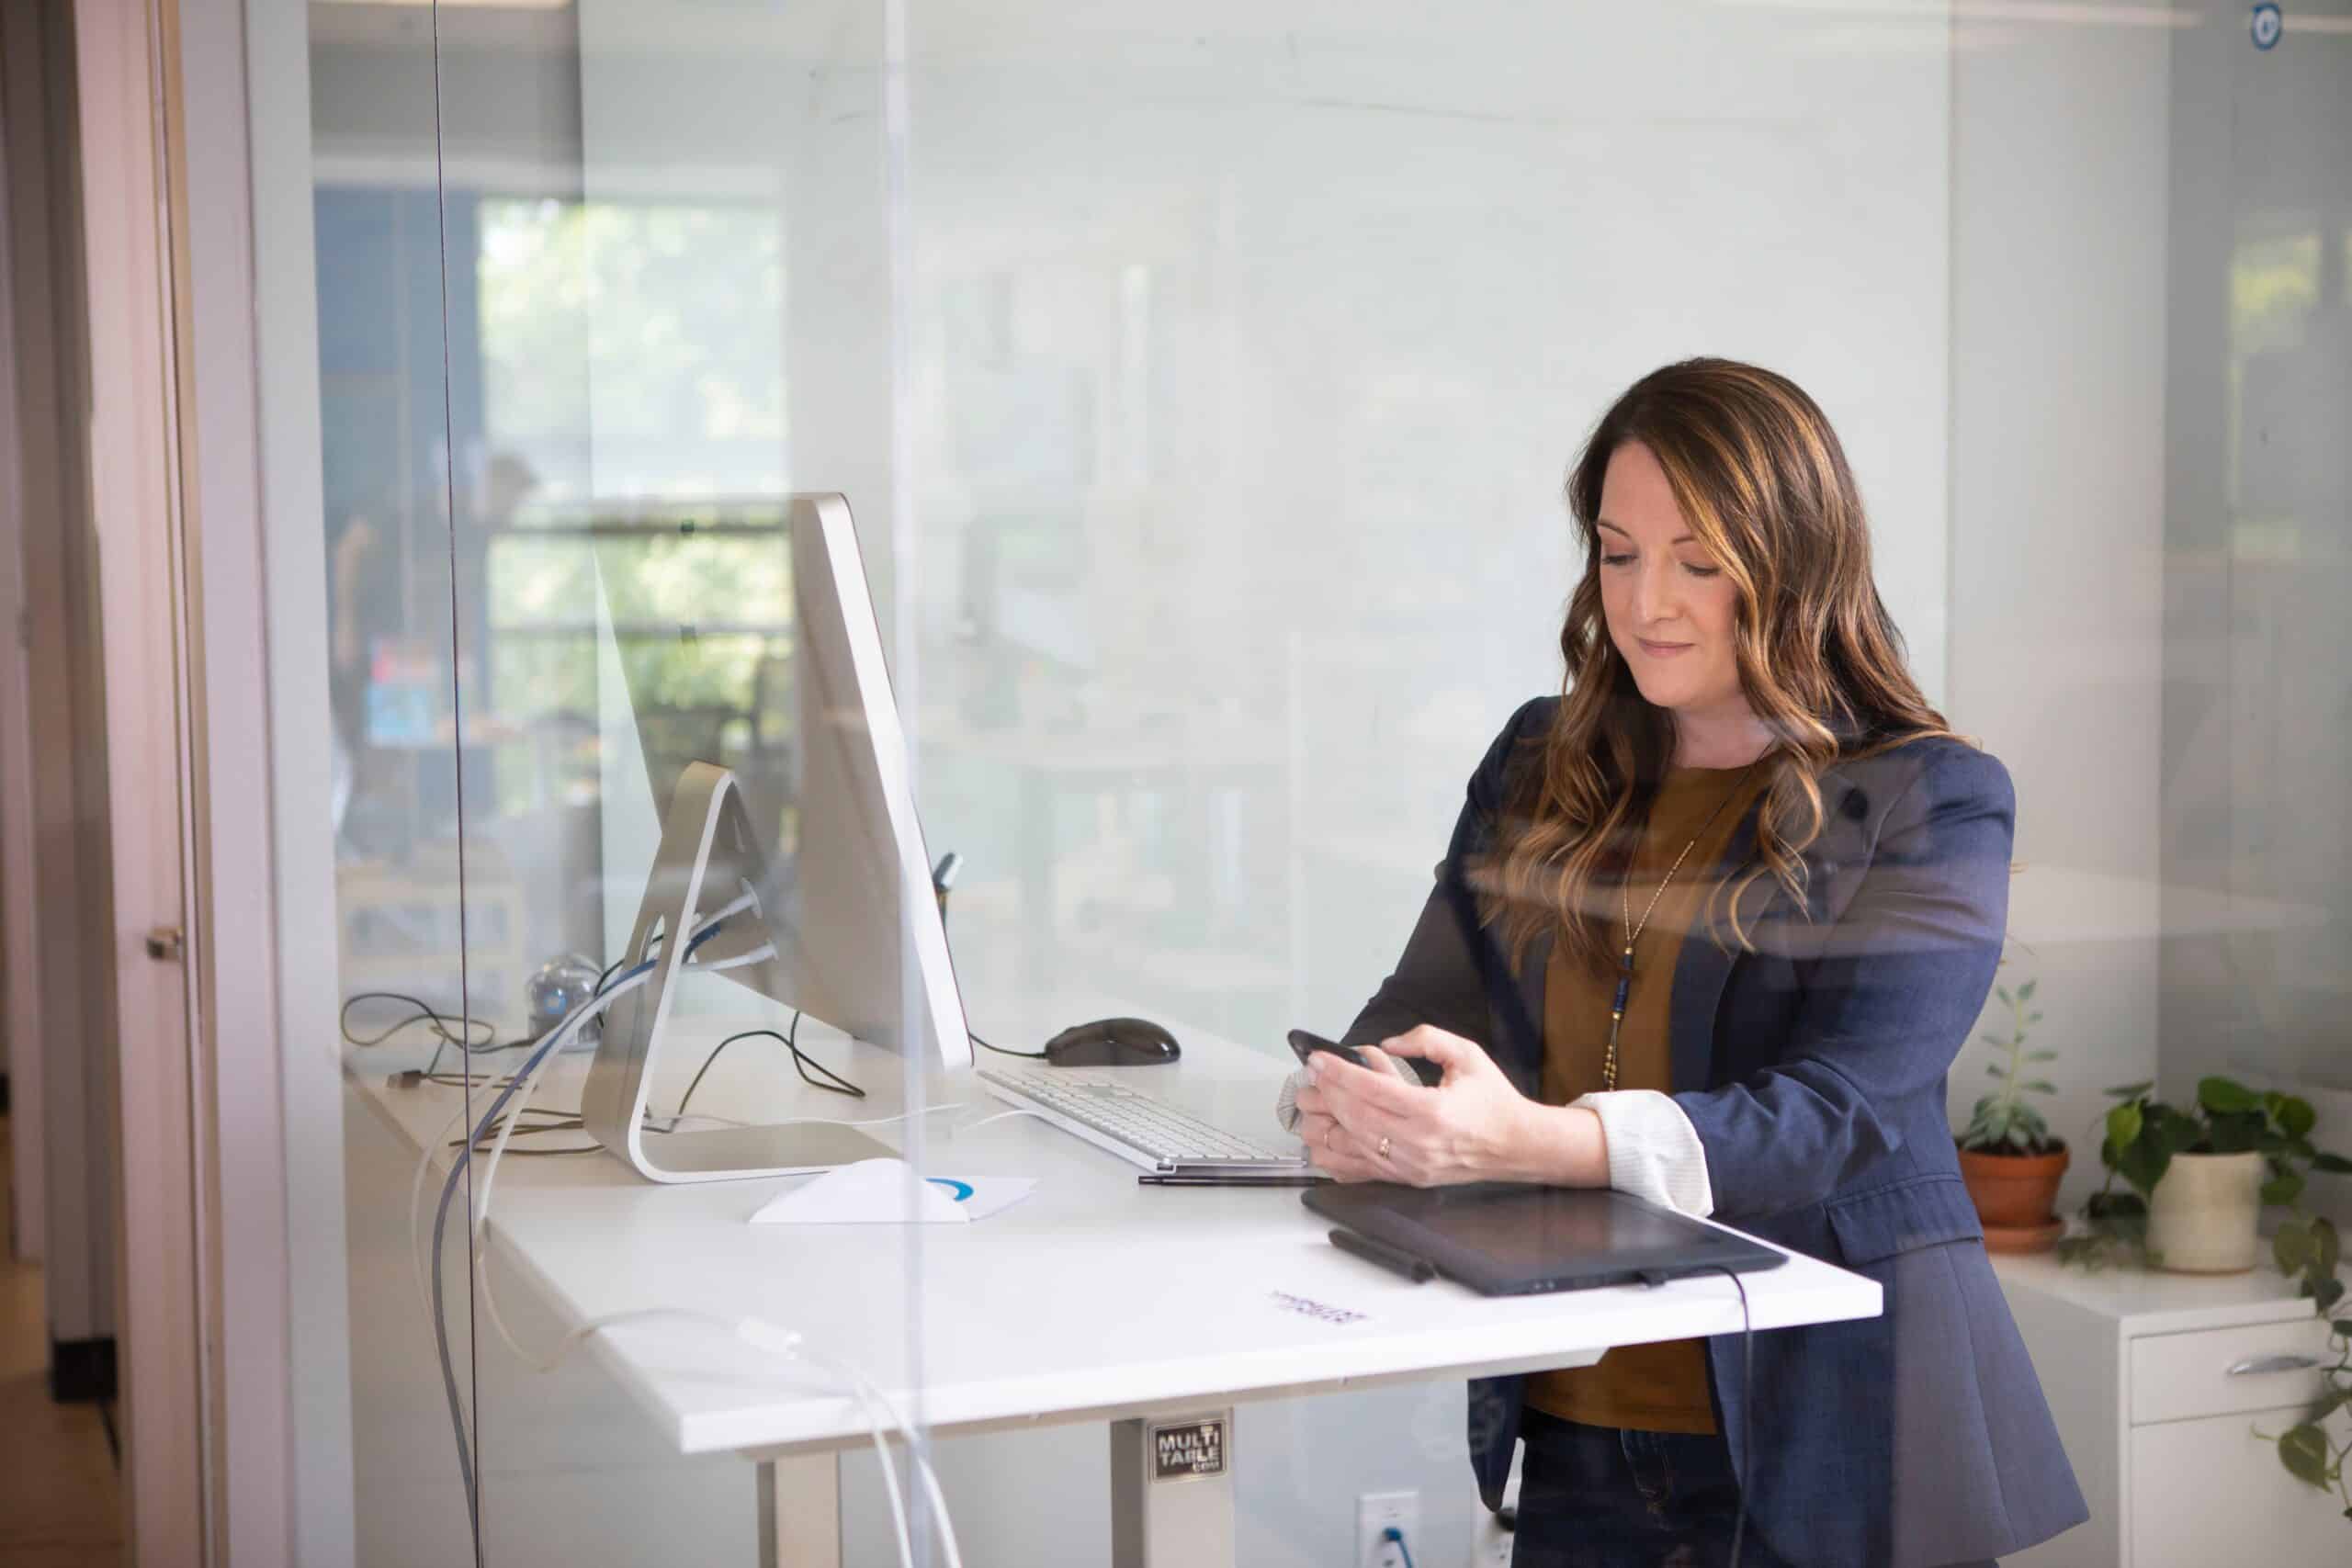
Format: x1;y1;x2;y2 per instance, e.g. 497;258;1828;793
1956;976;2068;1251
2063;1077;2350;1274
2064;1080;2352;1514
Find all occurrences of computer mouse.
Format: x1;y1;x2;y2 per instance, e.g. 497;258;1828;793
1043;1017;1182;1066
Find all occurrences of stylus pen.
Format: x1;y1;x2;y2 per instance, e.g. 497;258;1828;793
1137;1174;1328;1188
1328;1226;1437;1283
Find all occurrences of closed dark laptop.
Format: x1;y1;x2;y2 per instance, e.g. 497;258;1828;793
1305;1182;1787;1296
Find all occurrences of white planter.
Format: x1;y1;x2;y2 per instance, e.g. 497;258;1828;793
2146;1151;2265;1273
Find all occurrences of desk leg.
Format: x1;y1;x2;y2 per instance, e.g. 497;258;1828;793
756;1453;841;1568
1110;1407;1236;1568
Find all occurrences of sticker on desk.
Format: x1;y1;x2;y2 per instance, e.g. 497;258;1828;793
1151;1416;1227;1482
1270;1290;1368;1326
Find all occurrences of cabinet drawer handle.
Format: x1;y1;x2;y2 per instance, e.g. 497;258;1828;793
2225;1354;2322;1377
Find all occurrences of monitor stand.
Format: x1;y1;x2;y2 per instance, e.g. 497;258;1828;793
580;762;893;1183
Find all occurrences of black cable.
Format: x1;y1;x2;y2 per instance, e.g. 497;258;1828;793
420;1033;515;1081
343;991;539;1082
355;937;649;1085
927;863;1042;1063
341;991;497;1048
414;1071;524;1093
1709;1263;1756;1568
445;1114;582;1150
969;1032;1046;1059
673;1011;865;1122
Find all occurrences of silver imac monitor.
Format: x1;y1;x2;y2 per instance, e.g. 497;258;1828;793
582;492;970;1184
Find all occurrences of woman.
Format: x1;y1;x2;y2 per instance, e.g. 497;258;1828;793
1286;359;2085;1567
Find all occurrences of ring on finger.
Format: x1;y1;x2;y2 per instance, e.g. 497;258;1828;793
1377;1134;1392;1160
1324;1125;1338;1151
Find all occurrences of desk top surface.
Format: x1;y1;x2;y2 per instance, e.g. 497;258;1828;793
352;1012;1879;1459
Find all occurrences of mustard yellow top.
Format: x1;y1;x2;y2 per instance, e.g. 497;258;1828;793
1522;762;1766;1434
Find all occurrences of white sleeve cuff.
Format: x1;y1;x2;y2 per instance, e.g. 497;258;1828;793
1570;1089;1714;1217
1274;1068;1307;1134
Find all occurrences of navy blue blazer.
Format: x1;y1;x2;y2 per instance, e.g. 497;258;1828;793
1340;697;2086;1568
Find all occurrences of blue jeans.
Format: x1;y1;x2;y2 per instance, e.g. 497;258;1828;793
1510;1412;1783;1568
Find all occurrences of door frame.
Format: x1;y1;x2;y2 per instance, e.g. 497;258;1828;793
164;0;362;1562
71;0;209;1558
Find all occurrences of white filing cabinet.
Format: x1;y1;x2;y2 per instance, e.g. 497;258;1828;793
1995;1254;2347;1568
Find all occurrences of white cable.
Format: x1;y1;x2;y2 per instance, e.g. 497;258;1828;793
420;906;757;1540
691;942;778;975
792;1342;964;1568
752;1103;969;1132
470;1096;970;1349
409;1084;571;1320
425;902;961;1568
466;976;642;1365
689;886;760;935
465;937;729;1247
482;1300;731;1376
472;969;644;1241
408;954;637;1332
848;1382;918;1568
950;1107;1052;1134
451;1297;945;1568
913;1449;961;1568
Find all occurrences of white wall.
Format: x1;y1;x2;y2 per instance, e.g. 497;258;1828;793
1946;3;2173;1213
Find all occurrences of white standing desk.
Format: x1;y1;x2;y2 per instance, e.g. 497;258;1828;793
352;1017;1881;1567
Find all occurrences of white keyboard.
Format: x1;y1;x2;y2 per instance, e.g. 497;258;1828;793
977;1066;1310;1176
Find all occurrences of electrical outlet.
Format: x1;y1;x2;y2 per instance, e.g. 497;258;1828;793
1357;1490;1419;1568
1471;1506;1514;1567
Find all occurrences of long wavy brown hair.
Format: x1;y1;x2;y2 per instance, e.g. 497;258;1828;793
1492;357;1955;973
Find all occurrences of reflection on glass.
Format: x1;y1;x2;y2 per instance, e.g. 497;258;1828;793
274;0;2299;1563
478;197;786;502
2211;212;2352;1089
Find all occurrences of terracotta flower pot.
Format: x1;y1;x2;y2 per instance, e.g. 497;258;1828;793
2147;1150;2264;1273
1959;1142;2070;1252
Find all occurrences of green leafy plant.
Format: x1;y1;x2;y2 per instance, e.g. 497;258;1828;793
1957;977;2057;1154
2059;1077;2352;1509
2264;1214;2349;1517
2061;1077;2350;1265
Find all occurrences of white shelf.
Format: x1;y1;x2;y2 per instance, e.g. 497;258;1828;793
1993;1250;2339;1335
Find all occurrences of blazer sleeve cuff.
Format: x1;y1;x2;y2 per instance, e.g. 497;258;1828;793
1571;1089;1715;1217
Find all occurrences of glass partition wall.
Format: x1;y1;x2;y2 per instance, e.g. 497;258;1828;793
299;7;482;1562
295;2;932;1563
254;1;2352;1563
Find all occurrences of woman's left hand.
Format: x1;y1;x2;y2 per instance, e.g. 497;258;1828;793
1294;1025;1576;1187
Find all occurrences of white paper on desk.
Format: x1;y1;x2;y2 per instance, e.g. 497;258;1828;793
749;1158;1035;1224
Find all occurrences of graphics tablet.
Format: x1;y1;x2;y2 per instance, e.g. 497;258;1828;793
1305;1182;1787;1296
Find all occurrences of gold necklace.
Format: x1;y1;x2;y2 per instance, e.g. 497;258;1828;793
1603;763;1761;1091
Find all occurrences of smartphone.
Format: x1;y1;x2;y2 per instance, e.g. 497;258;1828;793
1286;1028;1368;1068
1288;1029;1428;1084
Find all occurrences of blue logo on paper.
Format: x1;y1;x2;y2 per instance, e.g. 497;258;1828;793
927;1178;975;1201
2252;4;2283;50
